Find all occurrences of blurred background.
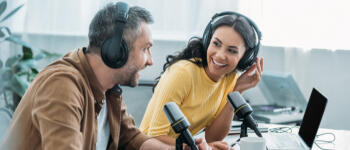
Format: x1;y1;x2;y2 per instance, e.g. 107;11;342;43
1;0;350;140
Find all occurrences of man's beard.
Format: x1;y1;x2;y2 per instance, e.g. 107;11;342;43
120;65;139;87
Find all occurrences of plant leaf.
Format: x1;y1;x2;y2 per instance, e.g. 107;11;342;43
5;54;21;67
0;79;8;91
0;1;6;17
33;52;45;60
11;59;36;75
0;28;3;38
22;45;33;60
31;68;38;74
29;68;38;81
5;36;34;49
9;74;28;97
0;67;12;91
0;3;24;23
0;26;11;42
0;27;4;38
0;59;3;69
0;75;9;92
34;49;61;60
0;67;12;81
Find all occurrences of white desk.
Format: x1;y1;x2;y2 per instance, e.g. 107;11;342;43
195;124;350;150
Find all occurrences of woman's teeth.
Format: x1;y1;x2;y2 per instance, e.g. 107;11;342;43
213;59;225;67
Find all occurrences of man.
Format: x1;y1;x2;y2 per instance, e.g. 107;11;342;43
0;2;211;150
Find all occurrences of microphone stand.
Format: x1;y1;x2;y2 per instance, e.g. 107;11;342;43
176;134;184;150
239;116;263;138
176;130;198;150
240;119;249;138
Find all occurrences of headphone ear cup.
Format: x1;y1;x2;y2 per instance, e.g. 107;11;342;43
237;47;258;71
118;39;129;66
101;35;129;69
100;2;129;69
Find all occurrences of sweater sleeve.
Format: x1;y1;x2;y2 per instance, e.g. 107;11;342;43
143;64;192;137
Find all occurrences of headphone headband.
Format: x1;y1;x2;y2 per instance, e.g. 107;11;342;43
115;2;129;22
211;11;261;48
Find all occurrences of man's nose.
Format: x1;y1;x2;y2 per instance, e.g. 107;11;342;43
146;50;153;66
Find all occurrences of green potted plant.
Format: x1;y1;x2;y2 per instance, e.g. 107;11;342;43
0;0;61;115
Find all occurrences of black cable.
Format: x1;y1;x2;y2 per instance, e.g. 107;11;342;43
230;138;240;147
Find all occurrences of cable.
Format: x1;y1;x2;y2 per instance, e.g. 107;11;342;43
230;126;295;147
268;126;296;133
230;125;336;150
230;138;240;147
268;126;336;150
313;132;336;150
316;133;336;143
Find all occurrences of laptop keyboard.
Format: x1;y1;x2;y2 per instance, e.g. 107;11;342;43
264;133;309;149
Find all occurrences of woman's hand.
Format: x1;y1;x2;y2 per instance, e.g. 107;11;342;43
184;138;210;150
184;139;234;150
234;57;264;93
208;141;233;150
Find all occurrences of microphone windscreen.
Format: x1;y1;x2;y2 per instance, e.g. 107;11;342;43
163;102;184;124
227;91;246;109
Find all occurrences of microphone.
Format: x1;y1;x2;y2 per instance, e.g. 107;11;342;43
163;102;198;150
227;91;262;137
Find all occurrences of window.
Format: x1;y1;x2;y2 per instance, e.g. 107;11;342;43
8;0;350;50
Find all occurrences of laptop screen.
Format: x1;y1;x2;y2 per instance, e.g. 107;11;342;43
298;88;327;148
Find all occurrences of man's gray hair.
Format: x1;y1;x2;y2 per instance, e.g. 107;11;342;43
88;3;153;53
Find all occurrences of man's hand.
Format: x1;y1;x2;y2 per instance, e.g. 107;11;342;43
234;57;264;93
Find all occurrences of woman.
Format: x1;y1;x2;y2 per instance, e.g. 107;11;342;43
140;12;264;149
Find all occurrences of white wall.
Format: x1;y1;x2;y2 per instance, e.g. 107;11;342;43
3;34;350;130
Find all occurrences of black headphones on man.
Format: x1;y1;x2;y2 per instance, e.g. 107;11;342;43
202;11;262;71
101;2;130;69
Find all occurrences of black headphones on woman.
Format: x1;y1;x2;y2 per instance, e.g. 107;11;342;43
101;2;130;69
202;11;262;71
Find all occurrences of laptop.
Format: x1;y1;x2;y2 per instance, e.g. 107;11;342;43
264;88;328;150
